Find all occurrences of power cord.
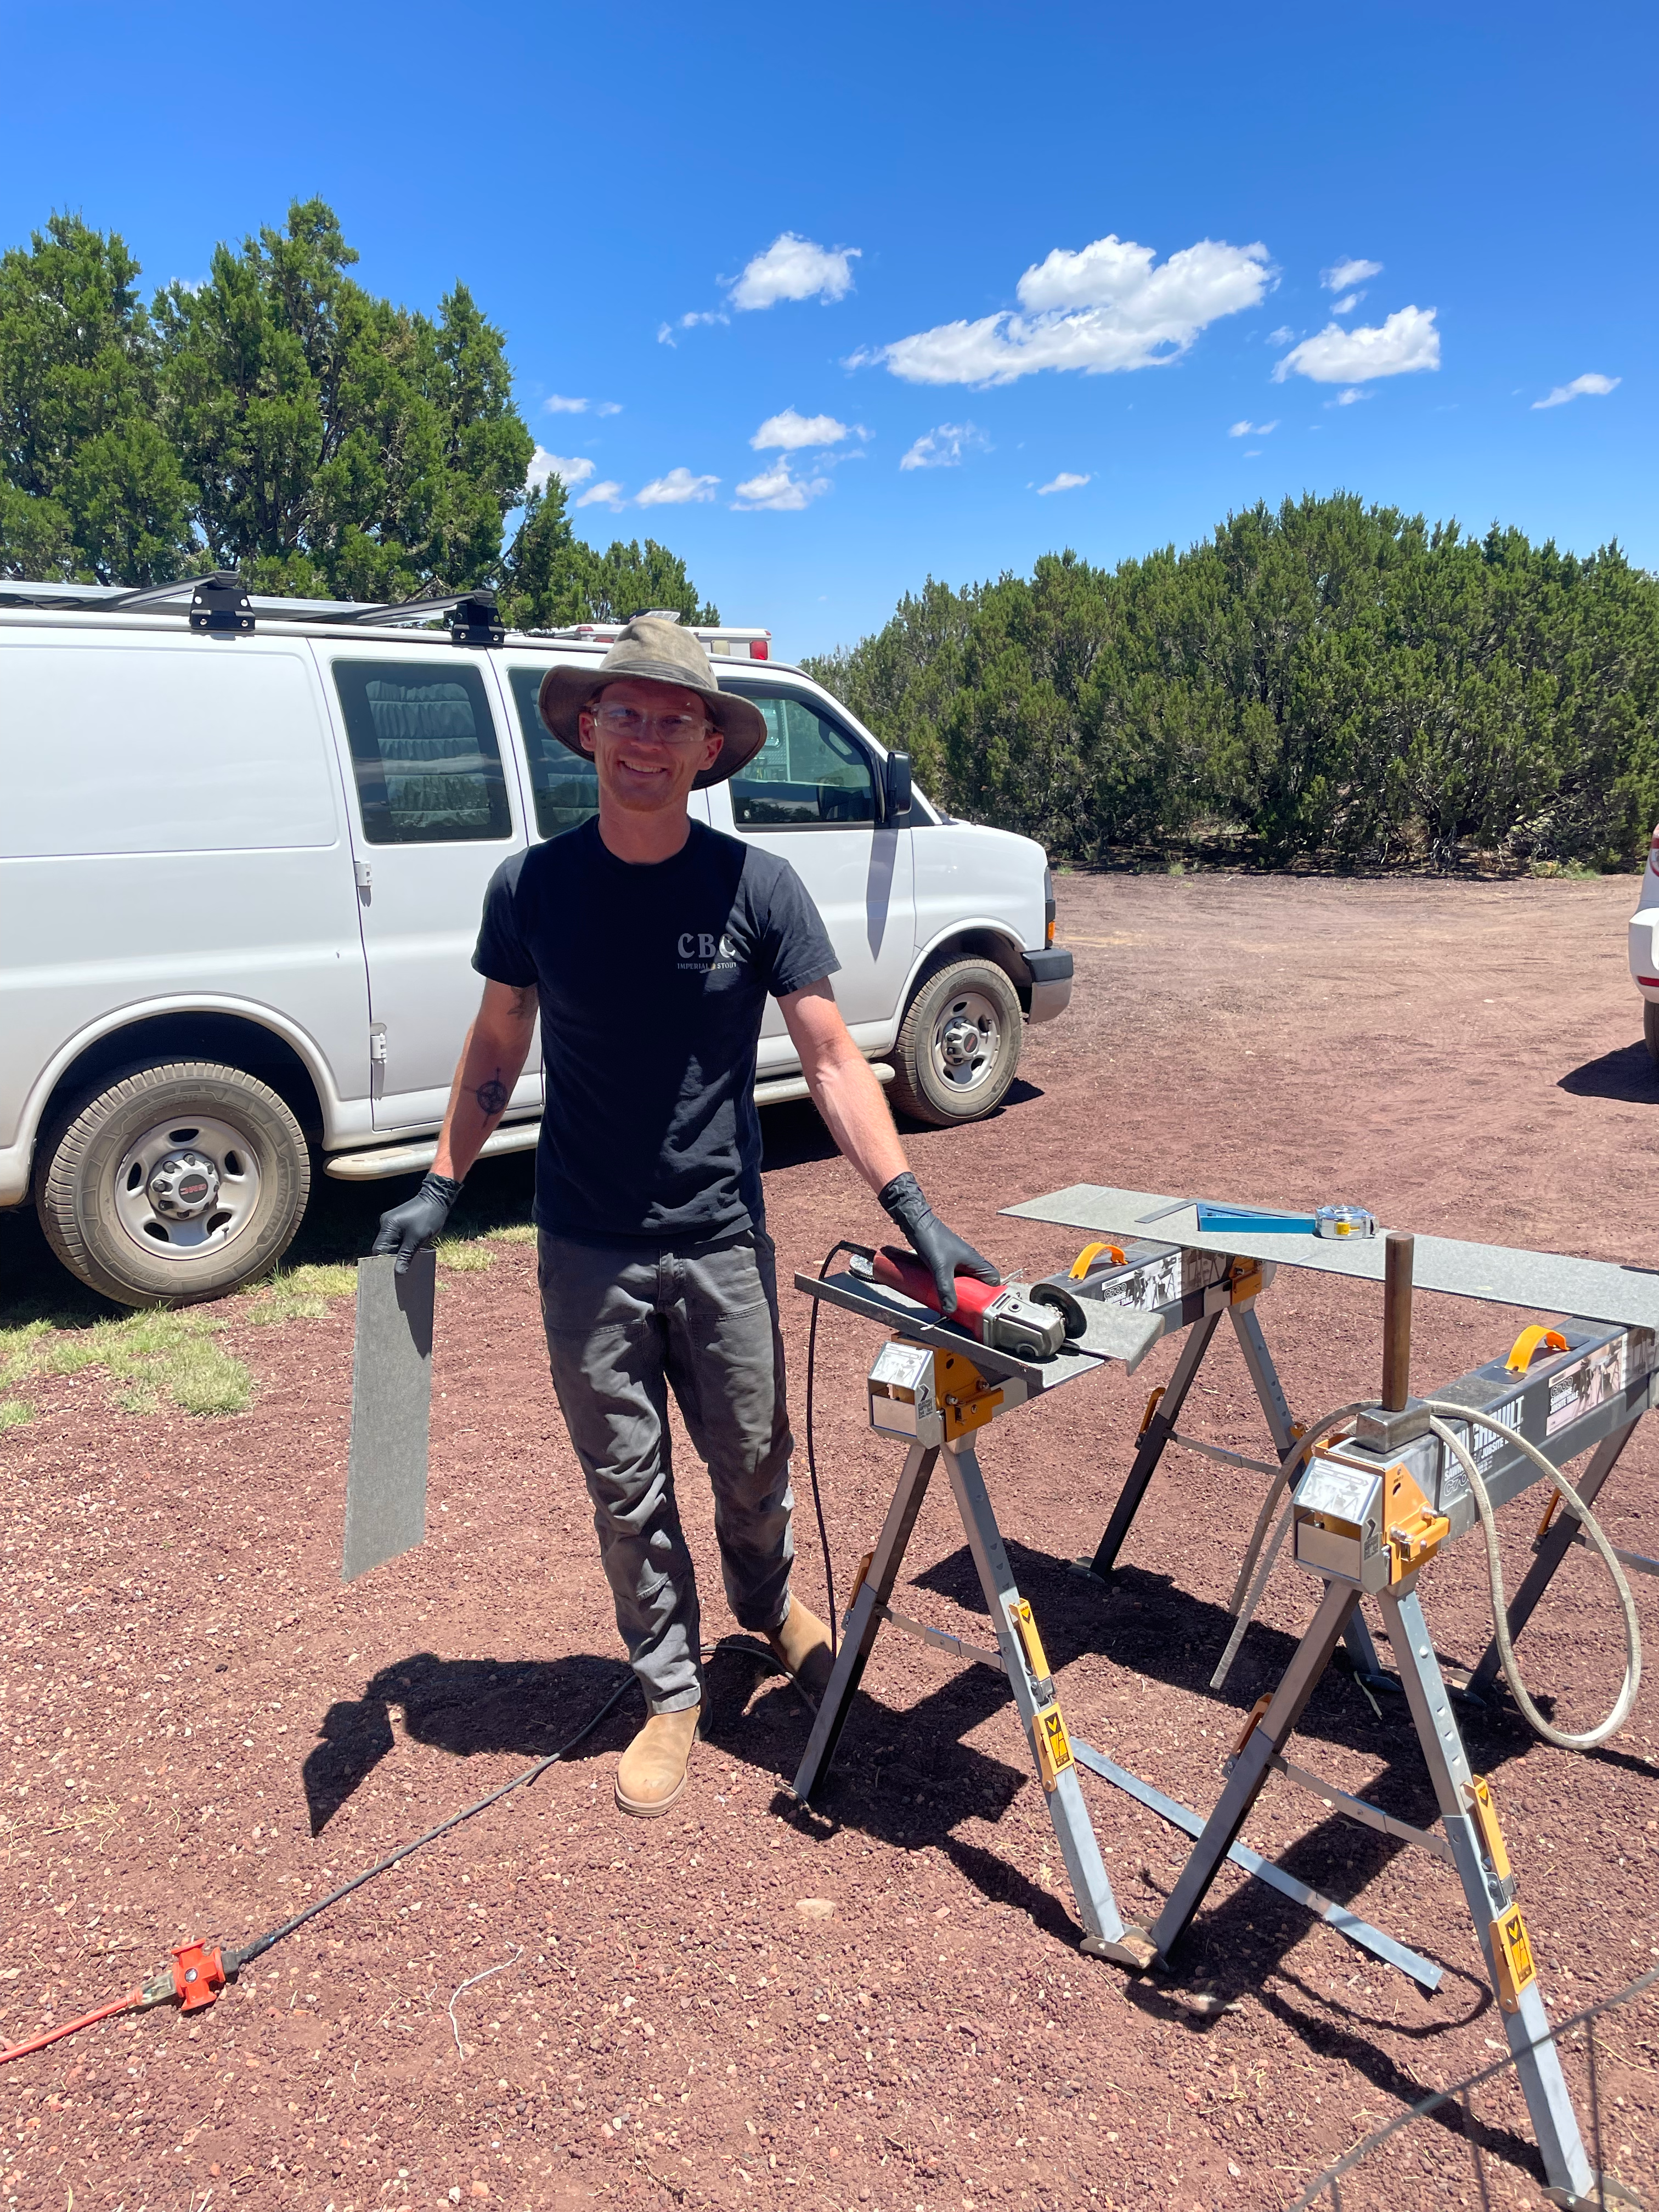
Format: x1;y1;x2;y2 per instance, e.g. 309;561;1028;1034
803;1240;874;1658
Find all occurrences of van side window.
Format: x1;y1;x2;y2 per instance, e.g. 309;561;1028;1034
730;697;878;829
331;661;511;845
507;667;598;838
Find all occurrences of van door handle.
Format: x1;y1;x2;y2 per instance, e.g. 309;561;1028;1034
354;859;372;893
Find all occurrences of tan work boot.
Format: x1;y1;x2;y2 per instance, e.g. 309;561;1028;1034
767;1597;835;1706
614;1704;700;1819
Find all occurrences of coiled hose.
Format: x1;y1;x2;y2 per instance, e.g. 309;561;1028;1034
1421;1400;1640;1751
1212;1396;1642;1751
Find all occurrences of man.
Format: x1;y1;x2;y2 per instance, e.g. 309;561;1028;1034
374;618;997;1818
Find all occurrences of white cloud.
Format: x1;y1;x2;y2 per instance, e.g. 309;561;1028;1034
1329;292;1362;314
575;479;625;510
1229;418;1278;437
634;467;719;507
527;448;596;492
1037;472;1090;495
1532;372;1621;410
1324;257;1383;291
751;408;853;452
1273;305;1440;385
732;458;832;511
729;233;860;311
1267;325;1295;346
656;310;729;348
899;421;990;471
544;394;623;416
1330;387;1369;407
867;232;1273;388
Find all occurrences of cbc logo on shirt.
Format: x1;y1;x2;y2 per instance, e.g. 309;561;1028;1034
676;930;742;973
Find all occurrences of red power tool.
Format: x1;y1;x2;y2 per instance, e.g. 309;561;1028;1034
856;1246;1073;1359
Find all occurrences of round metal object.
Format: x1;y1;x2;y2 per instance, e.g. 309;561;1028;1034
929;989;1003;1095
147;1149;221;1221
112;1115;264;1261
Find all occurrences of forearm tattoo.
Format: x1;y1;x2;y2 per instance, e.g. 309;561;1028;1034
475;1070;509;1117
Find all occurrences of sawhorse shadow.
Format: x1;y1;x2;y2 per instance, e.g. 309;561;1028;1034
302;1650;636;1835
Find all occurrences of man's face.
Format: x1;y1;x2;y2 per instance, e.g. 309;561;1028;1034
579;678;724;815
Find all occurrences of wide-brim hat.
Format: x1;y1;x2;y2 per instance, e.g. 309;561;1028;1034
536;616;769;788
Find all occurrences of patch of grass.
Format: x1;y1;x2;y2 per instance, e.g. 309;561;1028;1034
488;1223;537;1245
238;1261;358;1325
0;1256;362;1429
436;1236;494;1272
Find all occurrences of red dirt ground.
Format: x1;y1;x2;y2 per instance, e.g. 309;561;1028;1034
1;871;1656;2212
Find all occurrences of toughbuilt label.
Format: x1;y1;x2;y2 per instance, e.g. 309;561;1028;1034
1546;1339;1627;1436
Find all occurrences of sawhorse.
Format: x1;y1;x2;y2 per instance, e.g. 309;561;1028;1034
1125;1563;1616;2206
790;1271;1140;1962
791;1260;1425;1977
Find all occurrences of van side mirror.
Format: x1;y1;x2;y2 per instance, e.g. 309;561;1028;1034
884;751;912;823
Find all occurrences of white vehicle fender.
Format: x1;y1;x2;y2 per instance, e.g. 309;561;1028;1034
14;994;363;1166
1628;909;1659;995
901;919;1036;1003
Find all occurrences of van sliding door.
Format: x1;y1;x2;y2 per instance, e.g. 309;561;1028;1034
321;647;536;1132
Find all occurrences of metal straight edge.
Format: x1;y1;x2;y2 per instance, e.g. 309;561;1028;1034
1164;1429;1285;1481
341;1250;436;1584
1565;1531;1659;1577
877;1602;1006;1673
1266;1753;1455;1864
1070;1740;1444;1991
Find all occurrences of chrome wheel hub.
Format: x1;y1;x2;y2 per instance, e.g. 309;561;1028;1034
113;1115;263;1261
929;990;1003;1094
148;1149;221;1221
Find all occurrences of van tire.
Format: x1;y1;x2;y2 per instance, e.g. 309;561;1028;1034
37;1062;310;1308
887;958;1023;1126
1646;1001;1659;1070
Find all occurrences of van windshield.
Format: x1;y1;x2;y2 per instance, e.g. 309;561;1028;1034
507;668;599;839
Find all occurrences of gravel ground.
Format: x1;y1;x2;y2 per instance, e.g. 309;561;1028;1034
1;870;1656;2212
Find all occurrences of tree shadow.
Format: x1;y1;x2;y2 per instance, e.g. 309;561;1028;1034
1557;1041;1657;1102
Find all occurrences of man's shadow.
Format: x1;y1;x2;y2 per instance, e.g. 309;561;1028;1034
303;1651;633;1835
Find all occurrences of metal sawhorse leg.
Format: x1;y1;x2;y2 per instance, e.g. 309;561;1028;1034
795;1427;1142;1963
1127;1569;1604;2205
1082;1299;1387;1681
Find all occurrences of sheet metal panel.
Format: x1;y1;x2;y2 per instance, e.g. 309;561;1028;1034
1004;1186;1659;1331
342;1250;435;1583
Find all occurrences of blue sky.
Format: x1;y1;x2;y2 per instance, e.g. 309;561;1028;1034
3;1;1653;660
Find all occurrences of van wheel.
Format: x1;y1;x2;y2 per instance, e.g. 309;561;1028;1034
887;959;1023;1126
1646;1001;1659;1070
38;1062;310;1308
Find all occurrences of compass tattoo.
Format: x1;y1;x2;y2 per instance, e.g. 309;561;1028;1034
475;1071;509;1117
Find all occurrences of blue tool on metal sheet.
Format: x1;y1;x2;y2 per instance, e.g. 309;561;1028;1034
1196;1201;1376;1240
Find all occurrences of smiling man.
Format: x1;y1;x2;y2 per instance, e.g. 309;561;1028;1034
373;617;996;1816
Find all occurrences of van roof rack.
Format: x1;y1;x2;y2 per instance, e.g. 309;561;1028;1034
0;579;768;657
0;575;506;646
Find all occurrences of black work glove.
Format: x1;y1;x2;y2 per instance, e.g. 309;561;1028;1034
371;1171;464;1274
878;1171;1001;1317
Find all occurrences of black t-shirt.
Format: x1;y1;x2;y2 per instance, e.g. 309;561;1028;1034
472;817;838;1242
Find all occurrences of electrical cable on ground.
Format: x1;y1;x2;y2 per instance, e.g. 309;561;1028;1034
0;1632;800;2070
1423;1401;1640;1751
0;1664;639;2067
804;1239;874;1657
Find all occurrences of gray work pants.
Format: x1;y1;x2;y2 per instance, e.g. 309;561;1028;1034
537;1227;795;1713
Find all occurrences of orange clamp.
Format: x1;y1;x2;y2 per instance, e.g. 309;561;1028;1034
1069;1241;1126;1280
170;1942;228;2013
1136;1385;1166;1439
1505;1325;1568;1376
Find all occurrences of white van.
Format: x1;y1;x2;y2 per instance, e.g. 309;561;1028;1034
0;577;1072;1307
